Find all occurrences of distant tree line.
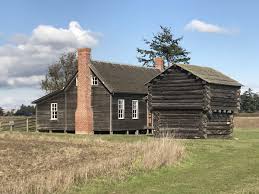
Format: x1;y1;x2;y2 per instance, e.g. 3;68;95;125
240;88;259;113
0;104;35;116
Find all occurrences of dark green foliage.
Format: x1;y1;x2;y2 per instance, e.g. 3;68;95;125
0;107;4;116
15;104;35;116
41;52;78;93
240;88;259;112
137;26;190;67
5;109;15;116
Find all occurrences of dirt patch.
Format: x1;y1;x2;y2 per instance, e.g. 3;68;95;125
234;117;259;129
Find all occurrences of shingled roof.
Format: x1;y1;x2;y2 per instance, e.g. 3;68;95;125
148;64;241;87
90;60;160;94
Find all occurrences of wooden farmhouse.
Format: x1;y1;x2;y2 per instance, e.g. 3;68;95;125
147;63;242;138
33;47;241;138
33;48;160;134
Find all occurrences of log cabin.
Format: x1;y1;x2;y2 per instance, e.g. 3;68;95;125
32;48;160;134
147;62;242;138
33;47;241;138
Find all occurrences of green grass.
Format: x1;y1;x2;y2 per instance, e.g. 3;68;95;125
70;128;259;194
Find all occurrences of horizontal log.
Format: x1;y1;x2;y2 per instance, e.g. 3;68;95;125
151;85;204;91
160;114;202;118
152;99;204;103
152;82;204;88
159;127;200;132
151;104;203;110
152;95;204;100
152;90;204;96
207;121;232;126
157;110;202;114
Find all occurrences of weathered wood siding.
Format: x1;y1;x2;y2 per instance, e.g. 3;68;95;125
91;80;110;132
112;94;147;131
65;79;77;131
149;67;206;137
37;93;65;131
209;84;240;112
149;68;205;110
153;110;205;137
207;112;234;138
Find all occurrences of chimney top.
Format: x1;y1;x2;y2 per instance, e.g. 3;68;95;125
78;48;91;53
154;57;164;72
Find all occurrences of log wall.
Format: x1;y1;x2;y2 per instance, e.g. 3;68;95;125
209;84;241;112
149;68;205;110
207;112;234;138
149;66;241;138
153;110;205;138
149;68;207;137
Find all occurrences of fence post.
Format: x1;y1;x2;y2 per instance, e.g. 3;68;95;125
26;118;29;132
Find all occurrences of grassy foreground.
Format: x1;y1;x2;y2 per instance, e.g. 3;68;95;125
72;128;259;194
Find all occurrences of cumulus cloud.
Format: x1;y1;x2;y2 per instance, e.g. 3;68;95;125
185;19;237;34
0;21;99;88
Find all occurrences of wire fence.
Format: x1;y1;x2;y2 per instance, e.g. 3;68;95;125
0;117;36;132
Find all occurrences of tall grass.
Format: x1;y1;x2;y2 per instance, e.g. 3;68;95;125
0;135;184;194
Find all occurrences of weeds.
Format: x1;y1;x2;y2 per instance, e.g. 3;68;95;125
0;133;184;194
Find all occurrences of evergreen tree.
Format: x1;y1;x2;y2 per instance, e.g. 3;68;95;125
15;104;35;116
137;26;190;67
240;88;257;112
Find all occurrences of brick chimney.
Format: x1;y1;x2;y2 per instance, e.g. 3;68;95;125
154;57;164;72
75;48;93;134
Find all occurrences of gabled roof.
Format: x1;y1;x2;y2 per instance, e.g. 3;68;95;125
33;60;159;103
32;90;63;104
148;64;242;87
90;60;160;94
32;72;77;104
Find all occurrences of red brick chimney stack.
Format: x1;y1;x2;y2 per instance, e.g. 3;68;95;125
75;48;93;134
154;57;164;72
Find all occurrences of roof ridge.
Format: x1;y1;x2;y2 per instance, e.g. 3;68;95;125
91;59;157;71
176;63;213;69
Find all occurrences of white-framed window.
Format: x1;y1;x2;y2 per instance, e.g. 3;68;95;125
51;103;58;120
132;100;139;119
76;76;78;86
118;99;125;119
91;75;98;85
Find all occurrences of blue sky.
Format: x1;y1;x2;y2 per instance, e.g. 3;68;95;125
0;0;258;110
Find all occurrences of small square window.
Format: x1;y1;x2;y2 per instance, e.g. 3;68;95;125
91;76;98;85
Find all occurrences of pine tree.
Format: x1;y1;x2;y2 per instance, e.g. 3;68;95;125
137;26;190;67
240;88;257;112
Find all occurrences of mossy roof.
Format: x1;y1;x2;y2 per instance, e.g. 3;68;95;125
148;64;242;87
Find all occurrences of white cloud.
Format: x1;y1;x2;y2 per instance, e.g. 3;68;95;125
0;21;99;88
7;75;45;87
0;87;44;111
185;19;237;34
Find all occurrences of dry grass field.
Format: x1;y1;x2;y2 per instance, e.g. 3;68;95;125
0;132;184;194
234;116;259;128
